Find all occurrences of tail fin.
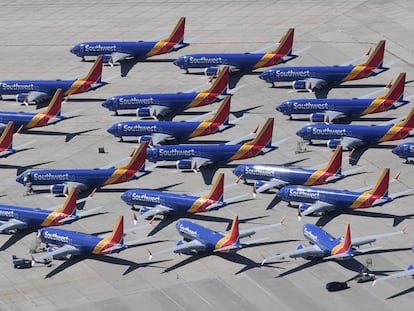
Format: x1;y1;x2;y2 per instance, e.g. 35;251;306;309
248;118;274;148
83;55;103;83
322;145;343;176
369;168;390;197
59;188;78;216
400;107;414;129
206;96;231;126
269;28;294;56
224;216;240;245
0;122;14;151
43;88;63;118
379;72;405;102
119;142;148;172
107;216;124;245
360;40;385;69
202;66;229;96
164;17;186;44
206;173;224;202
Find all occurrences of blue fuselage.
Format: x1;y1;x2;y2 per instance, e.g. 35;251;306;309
0;205;54;228
302;224;342;256
70;41;160;58
0;80;74;96
392;142;414;159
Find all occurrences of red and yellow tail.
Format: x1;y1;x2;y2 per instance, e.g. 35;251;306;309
206;96;231;126
120;142;148;172
369;168;390;198
43;88;63;118
206;173;224;202
379;72;405;102
93;216;124;254
202;66;229;96
59;188;78;216
216;216;240;251
83;55;103;84
400;107;414;129
164;17;186;44
248;118;274;149
0;122;14;151
322;145;343;176
360;40;385;69
332;224;352;255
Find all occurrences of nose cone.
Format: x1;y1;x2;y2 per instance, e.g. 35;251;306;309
277;186;290;201
173;57;184;68
391;146;399;155
258;70;271;82
70;45;80;56
232;165;244;177
16;174;24;184
296;127;307;138
276;102;288;113
107;124;118;136
120;191;130;203
101;98;114;110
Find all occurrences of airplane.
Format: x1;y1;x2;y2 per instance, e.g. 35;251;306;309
232;145;362;193
0;188;100;233
373;259;414;286
275;72;407;123
101;66;229;116
31;215;150;265
276;168;412;218
173;28;296;75
392;142;414;162
107;95;234;144
0;55;106;105
121;173;250;220
0;122;33;158
146;117;279;172
0;89;76;133
258;40;387;97
295;106;414;150
261;223;406;265
15;142;151;195
148;215;285;260
70;17;189;74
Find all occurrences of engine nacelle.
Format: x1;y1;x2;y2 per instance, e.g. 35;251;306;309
254;180;267;189
309;113;326;123
299;203;312;214
138;135;153;145
176;159;197;171
292;80;307;90
327;139;341;149
408;264;414;271
16;93;28;103
176;240;198;254
102;54;113;64
50;184;65;195
204;66;220;77
139;207;151;216
136;107;156;118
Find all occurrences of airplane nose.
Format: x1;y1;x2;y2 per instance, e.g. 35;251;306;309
16;174;23;184
232;165;243;177
391;146;400;155
296;127;306;138
277;187;289;200
258;71;270;81
120;191;130;203
107;124;117;136
173;57;184;68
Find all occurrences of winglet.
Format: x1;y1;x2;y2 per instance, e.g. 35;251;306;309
297;206;302;221
0;122;14;151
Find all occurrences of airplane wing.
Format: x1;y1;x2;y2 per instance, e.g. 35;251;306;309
373;267;414;285
325;166;364;183
32;244;81;264
372;189;413;206
136;205;174;221
148;239;207;260
305;78;328;90
27;91;50;104
151;133;172;145
325;110;346;123
261;244;324;264
299;201;336;217
351;226;407;248
0;219;28;233
191;157;212;170
111;52;132;63
239;218;285;239
339;136;364;150
254;178;289;193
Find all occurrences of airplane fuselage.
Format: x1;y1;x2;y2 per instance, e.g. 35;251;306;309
278;185;379;209
392;142;414;159
232;164;339;186
107;120;219;140
302;224;343;257
101;92;221;113
0;80;75;97
121;190;223;213
276;98;393;117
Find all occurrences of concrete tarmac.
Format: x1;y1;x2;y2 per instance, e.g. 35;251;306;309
1;1;414;310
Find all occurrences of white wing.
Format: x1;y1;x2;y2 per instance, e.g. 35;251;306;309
32;244;81;264
0;219;28;233
261;244;324;264
255;178;289;193
325;110;345;123
27;91;50;103
300;201;336;217
239;219;285;239
148;239;207;260
340;136;364;150
373;268;414;285
351;227;406;248
137;205;174;220
111;52;132;63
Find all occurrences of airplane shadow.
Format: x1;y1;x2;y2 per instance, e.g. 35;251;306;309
22;128;100;143
349;143;399;166
0;230;34;251
0;160;54;176
386;286;414;300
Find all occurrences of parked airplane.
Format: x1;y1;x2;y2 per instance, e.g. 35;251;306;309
276;72;407;123
101;66;229;116
259;40;387;97
0;122;33;158
121;173;250;221
31;215;149;264
0;56;106;104
15;142;150;195
232;145;361;193
146;117;278;171
148;215;285;260
70;17;188;68
107;95;234;144
296;107;414;150
373;263;414;286
173;28;296;75
0;89;76;134
261;223;406;264
276;168;412;218
392;142;414;162
0;189;99;233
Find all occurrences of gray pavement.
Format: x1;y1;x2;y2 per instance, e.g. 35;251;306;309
1;0;414;310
